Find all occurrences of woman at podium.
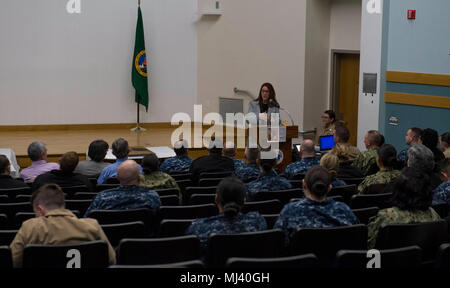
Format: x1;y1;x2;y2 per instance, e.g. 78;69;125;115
248;82;280;125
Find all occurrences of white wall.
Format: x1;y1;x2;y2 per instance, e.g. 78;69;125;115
330;0;362;51
0;0;197;125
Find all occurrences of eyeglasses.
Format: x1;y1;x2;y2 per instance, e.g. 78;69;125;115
321;116;330;119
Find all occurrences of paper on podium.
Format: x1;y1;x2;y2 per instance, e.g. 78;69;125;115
146;146;176;158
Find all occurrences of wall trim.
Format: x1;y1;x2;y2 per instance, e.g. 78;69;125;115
385;91;450;109
386;71;450;87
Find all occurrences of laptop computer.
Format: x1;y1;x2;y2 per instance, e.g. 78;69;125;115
319;135;335;151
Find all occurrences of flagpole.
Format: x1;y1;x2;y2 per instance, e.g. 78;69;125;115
131;0;146;133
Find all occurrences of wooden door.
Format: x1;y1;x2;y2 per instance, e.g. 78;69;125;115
337;54;360;146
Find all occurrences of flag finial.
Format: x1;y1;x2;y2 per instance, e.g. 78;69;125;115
138;0;141;7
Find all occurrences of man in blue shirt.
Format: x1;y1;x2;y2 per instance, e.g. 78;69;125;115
234;148;261;183
97;138;143;184
85;160;160;217
283;139;319;179
223;141;245;170
432;159;450;205
160;139;193;174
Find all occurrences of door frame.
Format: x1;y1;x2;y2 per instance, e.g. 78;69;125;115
329;49;360;121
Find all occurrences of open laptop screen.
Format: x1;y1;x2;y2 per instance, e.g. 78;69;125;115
319;135;335;151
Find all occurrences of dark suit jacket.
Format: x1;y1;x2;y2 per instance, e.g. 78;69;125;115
189;154;235;185
32;170;93;192
0;175;29;189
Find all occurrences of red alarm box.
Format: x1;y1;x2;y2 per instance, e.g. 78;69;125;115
407;10;416;20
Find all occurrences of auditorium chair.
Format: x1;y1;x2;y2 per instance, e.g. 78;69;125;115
117;236;201;265
365;184;387;195
105;178;120;184
100;221;147;247
0;214;7;230
158;204;218;221
110;259;204;268
0;230;17;246
328;185;358;205
175;179;192;200
72;192;98;200
337;177;365;186
0;187;32;200
375;220;448;265
0;203;33;223
253;188;304;205
158;219;193;237
261;214;280;229
184;186;217;204
351;207;379;225
206;229;285;268
65;200;92;216
290;173;306;181
290;224;368;267
159;195;179;206
14;211;81;229
154;188;179;197
0;195;9;203
431;203;449;218
188;194;215;205
199;171;233;179
61;185;90;197
241;199;283;215
0;246;12;268
436;243;450;268
169;172;192;181
22;240;110;268
350;193;393;209
198;178;223;187
335;245;422;268
96;184;120;192
226;254;318;268
289;180;303;189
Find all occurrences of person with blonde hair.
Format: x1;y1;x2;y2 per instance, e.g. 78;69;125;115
320;153;347;188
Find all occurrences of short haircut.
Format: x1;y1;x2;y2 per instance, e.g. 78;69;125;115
174;140;188;156
60;152;79;173
367;130;383;147
324;110;336;122
335;126;350;143
408;144;435;172
320;153;339;177
441;132;450;146
27;141;46;161
258;149;277;173
438;158;450;176
245;148;260;163
88;140;109;162
31;183;65;210
420;128;439;150
391;167;433;211
142;154;159;174
409;127;422;140
112;138;129;159
301;140;315;154
0;155;10;174
304;166;331;198
216;177;246;219
377;144;398;168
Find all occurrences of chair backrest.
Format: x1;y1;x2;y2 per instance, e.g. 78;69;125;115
87;208;156;235
242;199;283;215
189;194;216;205
72;192;98;200
436;243;450;268
352;207;380;225
0;214;7;229
431;203;449;218
14;194;32;203
198;178;225;187
329;195;345;203
22;240;110;268
0;230;17;246
253;188;304;205
117;236;201;265
184;186;217;202
109;259;204;268
226;253;318;268
365;184;387;195
105;178;120;184
96;184;120;192
350;193;393;209
199;171;233;179
100;221;147;247
328;185;357;205
337;177;365;186
14;211;81;230
291;173;306;181
155;188;179;197
0;187;32;199
0;246;12;268
158;204;218;220
289;180;303;189
160;195;179;206
375;220;448;262
335;245;422;268
169;172;192;181
0;202;32;218
60;185;90;197
65;200;92;216
207;229;285;268
290;224;368;267
262;214;279;230
0;195;9;203
158;219;194;237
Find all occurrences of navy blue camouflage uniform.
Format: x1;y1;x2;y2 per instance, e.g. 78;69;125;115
397;148;409;168
274;197;359;244
246;170;292;201
160;155;193;174
432;180;450;205
84;185;161;217
283;157;320;179
234;163;260;183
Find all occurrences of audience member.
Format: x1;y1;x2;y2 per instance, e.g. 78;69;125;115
353;130;383;175
140;154;180;192
160;139;193;174
319;153;347;188
332;143;364;179
223;141;245;170
283;139;319;179
0;155;28;189
75;140;110;177
358;144;401;194
440;132;450;158
84;160;160;217
407;144;442;190
274;166;358;244
234;147;261;183
32;152;93;192
367;167;441;249
186;177;267;251
432;159;450;205
97;138;143;184
10;184;116;267
329;126;360;162
397;127;422;168
246;150;292;201
420;128;445;163
19;142;59;183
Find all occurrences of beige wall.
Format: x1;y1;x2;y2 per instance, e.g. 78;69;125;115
197;0;307;127
330;0;362;51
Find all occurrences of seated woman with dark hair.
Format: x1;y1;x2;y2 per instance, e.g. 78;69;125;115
274;166;359;244
186;177;267;250
246;150;292;201
420;128;445;163
140;154;180;192
367;167;441;249
76;140;110;177
358;144;401;194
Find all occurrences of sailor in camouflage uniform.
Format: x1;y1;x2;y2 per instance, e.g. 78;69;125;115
283;140;319;179
353;131;384;175
223;142;245;170
397;127;422;168
84;160;161;217
432;158;450;205
140;154;180;192
160;140;193;173
358;144;402;194
186;178;267;251
234;148;261;183
274;166;359;244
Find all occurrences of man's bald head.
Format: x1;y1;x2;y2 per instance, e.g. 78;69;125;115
117;160;140;186
300;139;316;158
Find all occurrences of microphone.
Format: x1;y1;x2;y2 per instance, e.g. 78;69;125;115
269;99;280;108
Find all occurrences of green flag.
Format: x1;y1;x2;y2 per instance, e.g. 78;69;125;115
132;6;149;111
